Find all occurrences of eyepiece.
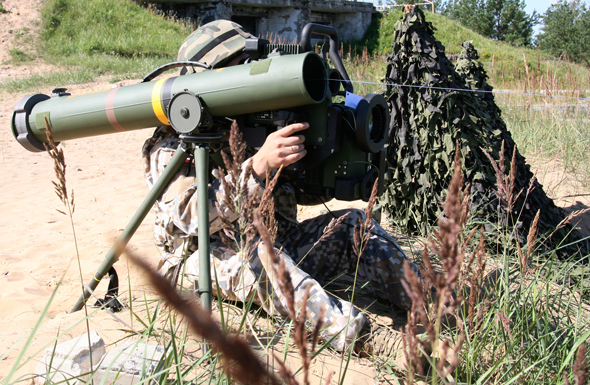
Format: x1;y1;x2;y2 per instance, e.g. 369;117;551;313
354;94;390;153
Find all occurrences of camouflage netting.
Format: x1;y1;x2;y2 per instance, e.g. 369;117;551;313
381;7;586;256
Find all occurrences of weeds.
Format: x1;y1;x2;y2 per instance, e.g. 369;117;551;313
401;145;469;383
565;343;589;385
5;119;590;384
128;250;281;385
8;49;31;63
39;118;97;382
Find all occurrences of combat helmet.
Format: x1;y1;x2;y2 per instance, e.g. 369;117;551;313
177;20;253;75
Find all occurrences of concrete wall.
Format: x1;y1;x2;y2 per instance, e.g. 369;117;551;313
143;0;374;42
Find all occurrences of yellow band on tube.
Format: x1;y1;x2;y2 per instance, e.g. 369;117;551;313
151;79;169;125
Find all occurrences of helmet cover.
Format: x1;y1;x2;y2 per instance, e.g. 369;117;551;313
177;20;253;74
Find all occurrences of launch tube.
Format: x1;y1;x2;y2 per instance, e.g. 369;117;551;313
12;52;328;152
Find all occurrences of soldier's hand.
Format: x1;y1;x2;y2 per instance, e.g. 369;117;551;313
251;122;308;181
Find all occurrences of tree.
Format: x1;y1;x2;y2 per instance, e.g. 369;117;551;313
537;0;590;65
447;0;491;35
500;0;537;46
445;0;537;47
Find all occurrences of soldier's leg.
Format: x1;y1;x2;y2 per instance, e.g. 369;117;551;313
183;240;368;351
283;209;421;310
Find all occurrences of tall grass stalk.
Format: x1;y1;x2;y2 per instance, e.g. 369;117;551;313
336;178;379;381
43;117;96;382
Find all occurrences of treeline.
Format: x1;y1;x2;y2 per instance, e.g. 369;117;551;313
439;0;536;47
433;0;590;65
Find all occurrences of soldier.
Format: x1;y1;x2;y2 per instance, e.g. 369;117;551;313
142;20;422;355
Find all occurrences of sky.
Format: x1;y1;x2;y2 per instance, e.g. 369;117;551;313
525;0;590;35
525;0;557;16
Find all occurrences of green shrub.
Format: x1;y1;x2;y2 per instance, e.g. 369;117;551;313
9;48;31;63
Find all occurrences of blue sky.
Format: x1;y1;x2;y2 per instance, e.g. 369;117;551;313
526;0;590;35
525;0;557;16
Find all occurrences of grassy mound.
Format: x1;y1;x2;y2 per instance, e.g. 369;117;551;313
41;0;188;60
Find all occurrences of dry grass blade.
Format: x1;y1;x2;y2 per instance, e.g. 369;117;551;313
524;209;540;270
126;250;280;385
402;264;433;367
481;140;524;213
353;178;378;257
258;165;283;245
573;343;589;385
308;212;350;253
254;210;296;321
295;285;312;385
507;145;518;211
555;208;590;232
402;143;470;381
482;145;508;208
254;211;326;385
215;121;260;253
430;143;466;315
402;259;435;342
496;312;513;339
467;230;488;331
43;117;71;210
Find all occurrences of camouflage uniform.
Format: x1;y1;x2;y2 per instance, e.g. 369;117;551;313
143;128;420;351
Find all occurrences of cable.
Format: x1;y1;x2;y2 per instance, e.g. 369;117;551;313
337;78;590;101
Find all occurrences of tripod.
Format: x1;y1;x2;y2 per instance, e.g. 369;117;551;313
71;134;221;314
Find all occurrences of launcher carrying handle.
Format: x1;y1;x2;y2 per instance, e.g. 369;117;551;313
301;23;353;94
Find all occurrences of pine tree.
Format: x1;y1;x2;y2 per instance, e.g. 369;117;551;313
446;0;536;47
448;0;490;35
500;0;537;46
537;0;590;65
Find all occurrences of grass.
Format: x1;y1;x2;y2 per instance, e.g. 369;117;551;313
40;0;190;60
8;49;31;64
0;0;191;93
2;1;590;384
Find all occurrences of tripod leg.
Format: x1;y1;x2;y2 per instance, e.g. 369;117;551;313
194;145;212;312
70;144;190;313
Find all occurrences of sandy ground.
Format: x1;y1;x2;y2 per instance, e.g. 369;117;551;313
1;0;590;383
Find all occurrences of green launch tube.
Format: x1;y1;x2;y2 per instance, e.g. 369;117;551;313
12;52;327;152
